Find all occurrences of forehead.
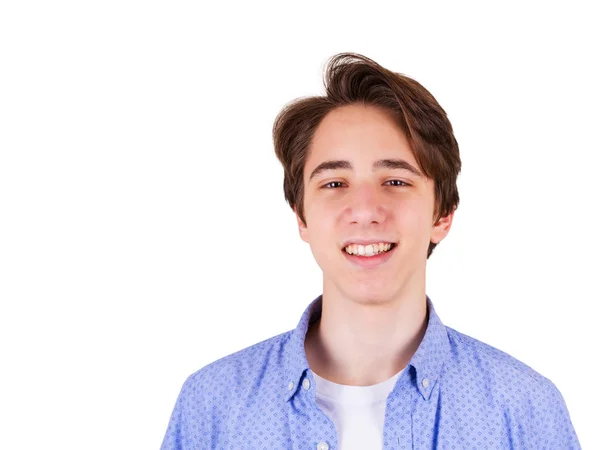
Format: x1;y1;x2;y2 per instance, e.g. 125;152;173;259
306;104;417;170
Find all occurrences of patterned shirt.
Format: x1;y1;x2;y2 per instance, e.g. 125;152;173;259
160;295;580;449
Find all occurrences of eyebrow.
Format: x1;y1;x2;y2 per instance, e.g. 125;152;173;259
308;158;423;181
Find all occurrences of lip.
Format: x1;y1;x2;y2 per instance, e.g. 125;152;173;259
341;239;396;248
342;243;397;269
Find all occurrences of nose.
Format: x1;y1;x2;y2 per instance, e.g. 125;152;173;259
346;182;386;225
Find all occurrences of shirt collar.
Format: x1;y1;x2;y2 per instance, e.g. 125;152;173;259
282;294;452;402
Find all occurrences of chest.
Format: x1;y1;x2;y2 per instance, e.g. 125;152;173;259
215;385;511;450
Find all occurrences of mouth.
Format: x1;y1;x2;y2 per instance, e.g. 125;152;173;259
342;242;396;256
341;242;397;268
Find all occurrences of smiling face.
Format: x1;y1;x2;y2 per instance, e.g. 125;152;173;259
296;103;454;306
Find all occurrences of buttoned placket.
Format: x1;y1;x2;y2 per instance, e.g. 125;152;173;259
286;370;339;450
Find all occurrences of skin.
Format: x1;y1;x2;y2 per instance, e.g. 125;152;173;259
296;103;454;386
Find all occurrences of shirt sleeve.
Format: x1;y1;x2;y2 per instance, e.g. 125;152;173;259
160;374;205;450
532;380;581;449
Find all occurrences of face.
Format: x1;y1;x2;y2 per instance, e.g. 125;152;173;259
296;104;453;305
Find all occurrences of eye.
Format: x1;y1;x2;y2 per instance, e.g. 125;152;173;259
385;180;409;187
322;181;345;189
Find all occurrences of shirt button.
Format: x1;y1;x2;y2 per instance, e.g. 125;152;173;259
302;378;311;390
287;381;294;391
317;442;329;450
422;378;430;388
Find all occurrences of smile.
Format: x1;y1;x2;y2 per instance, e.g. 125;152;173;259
343;242;395;256
341;243;397;268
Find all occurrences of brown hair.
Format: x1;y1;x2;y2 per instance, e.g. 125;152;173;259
272;53;461;258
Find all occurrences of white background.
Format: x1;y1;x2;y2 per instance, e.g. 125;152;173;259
0;1;597;448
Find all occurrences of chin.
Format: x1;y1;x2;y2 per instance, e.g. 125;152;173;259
344;282;396;306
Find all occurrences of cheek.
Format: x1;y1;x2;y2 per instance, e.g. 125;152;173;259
396;198;434;236
304;200;335;240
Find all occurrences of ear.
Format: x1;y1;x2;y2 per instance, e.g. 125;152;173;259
430;208;455;244
294;207;310;244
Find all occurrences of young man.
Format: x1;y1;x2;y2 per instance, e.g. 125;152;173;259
160;53;580;449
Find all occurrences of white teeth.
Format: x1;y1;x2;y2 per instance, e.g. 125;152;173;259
343;242;393;256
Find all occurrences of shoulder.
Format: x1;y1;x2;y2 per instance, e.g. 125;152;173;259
445;327;564;414
442;326;579;447
160;331;295;449
444;325;549;384
181;329;293;398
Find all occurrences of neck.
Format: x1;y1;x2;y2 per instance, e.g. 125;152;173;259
304;281;429;386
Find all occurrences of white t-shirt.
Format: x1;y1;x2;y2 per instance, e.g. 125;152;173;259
312;368;405;450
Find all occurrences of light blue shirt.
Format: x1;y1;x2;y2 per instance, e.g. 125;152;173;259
161;295;580;449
